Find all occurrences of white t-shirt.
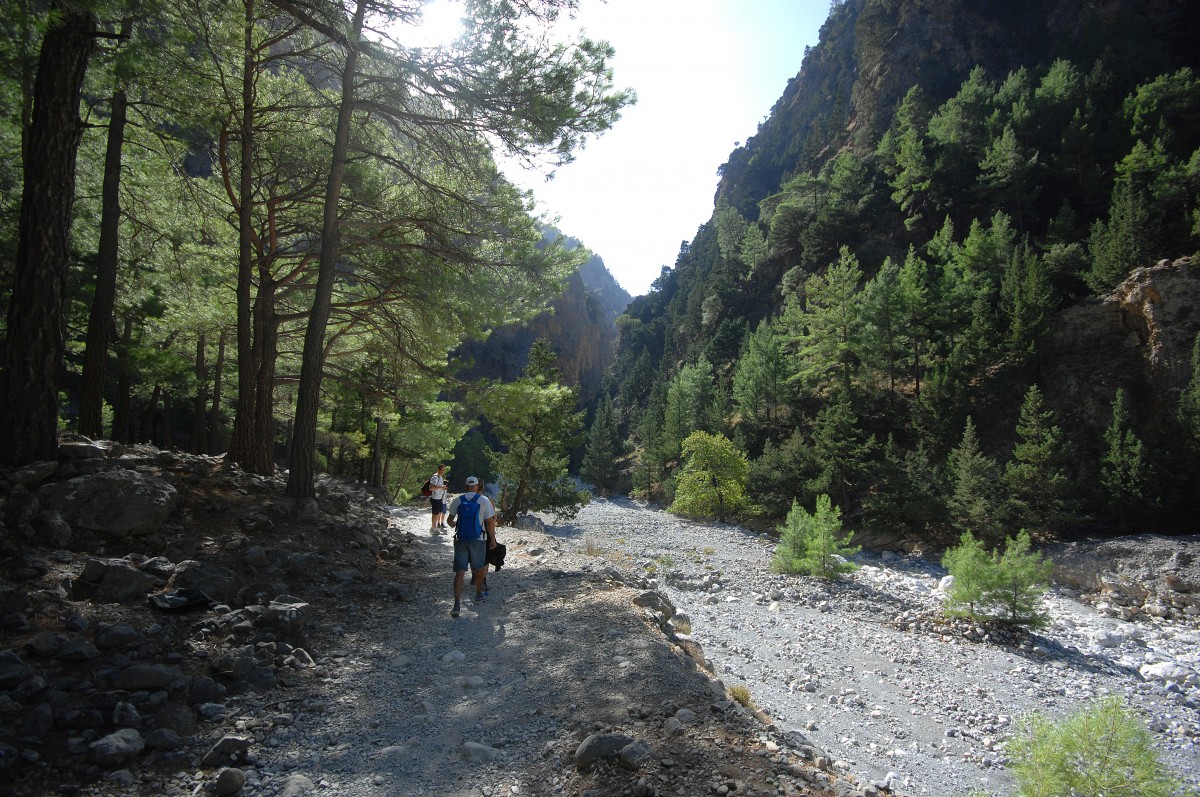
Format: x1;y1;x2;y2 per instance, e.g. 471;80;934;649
447;492;495;536
430;473;447;500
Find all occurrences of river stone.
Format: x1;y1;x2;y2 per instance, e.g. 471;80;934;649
112;664;181;691
38;469;177;537
280;774;316;797
619;739;654;770
215;767;247;796
575;732;636;771
462;741;499;763
89;728;144;765
202;735;252;766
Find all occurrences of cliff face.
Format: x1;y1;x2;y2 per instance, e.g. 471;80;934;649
457;250;630;406
1042;257;1200;461
716;0;1200;216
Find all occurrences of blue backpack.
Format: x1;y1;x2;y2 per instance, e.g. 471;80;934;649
455;494;483;541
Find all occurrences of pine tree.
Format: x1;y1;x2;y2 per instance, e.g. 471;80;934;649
1087;180;1157;292
771;495;860;579
947;417;1007;545
1100;388;1152;513
1004;385;1076;532
941;530;997;619
808;390;876;511
992;529;1053;626
581;396;621;495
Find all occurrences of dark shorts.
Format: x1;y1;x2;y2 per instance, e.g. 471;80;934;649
453;538;487;572
430;497;444;514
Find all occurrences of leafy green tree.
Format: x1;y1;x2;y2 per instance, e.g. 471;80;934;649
979;124;1039;229
1004;385;1076;532
942;529;1051;626
669;431;747;522
481;339;590;522
947;417;1007;545
771;495;860;579
581;395;622;495
1100;388;1152;512
748;430;815;519
878;85;936;232
1010;696;1182;797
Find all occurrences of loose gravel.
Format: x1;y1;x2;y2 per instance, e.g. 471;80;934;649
556;497;1200;797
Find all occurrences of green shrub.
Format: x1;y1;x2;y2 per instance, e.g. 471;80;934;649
1010;696;1181;797
941;529;1051;626
771;495;860;579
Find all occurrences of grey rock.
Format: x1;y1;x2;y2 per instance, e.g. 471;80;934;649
202;735;252;767
575;732;636;771
89;728;144;765
619;739;654;770
6;460;59;487
215;767;247;796
94;624;143;650
170;560;240;604
462;741;499;763
144;728;182;751
112;664;181;691
280;773;316;797
38;469;177;537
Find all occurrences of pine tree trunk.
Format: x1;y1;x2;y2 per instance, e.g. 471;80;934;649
228;0;259;470
210;331;226;454
113;317;133;443
0;7;96;466
368;416;384;486
286;0;366;499
192;333;208;452
162;391;173;450
139;384;161;444
79;20;132;438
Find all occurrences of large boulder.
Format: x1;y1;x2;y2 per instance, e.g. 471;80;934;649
37;469;177;538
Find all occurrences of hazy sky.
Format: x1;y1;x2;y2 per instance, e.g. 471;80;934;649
500;1;831;297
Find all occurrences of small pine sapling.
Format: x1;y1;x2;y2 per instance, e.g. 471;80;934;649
1010;696;1181;797
992;529;1053;627
941;530;997;619
771;494;860;579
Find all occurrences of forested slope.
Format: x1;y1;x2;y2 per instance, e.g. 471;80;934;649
599;0;1200;541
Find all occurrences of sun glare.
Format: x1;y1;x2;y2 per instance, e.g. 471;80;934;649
405;0;464;49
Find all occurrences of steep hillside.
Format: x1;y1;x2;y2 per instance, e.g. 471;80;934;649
456;233;630;407
604;0;1200;537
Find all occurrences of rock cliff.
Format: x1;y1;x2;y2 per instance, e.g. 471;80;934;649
1042;256;1199;470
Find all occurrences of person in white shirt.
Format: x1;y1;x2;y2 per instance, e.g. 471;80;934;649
429;464;448;531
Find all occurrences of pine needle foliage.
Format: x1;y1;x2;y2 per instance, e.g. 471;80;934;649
941;529;1052;626
1010;696;1182;797
771;494;861;579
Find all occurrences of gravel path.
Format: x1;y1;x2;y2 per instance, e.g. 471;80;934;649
553;497;1200;797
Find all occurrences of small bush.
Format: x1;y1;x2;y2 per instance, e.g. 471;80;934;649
728;684;754;708
582;535;604;557
771;495;860;579
1010;696;1181;797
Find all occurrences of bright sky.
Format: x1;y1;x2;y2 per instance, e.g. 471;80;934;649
501;0;830;297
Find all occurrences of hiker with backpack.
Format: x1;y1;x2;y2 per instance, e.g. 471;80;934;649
446;475;497;617
427;464;448;532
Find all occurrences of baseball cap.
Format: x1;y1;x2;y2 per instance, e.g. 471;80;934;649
465;476;479;486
